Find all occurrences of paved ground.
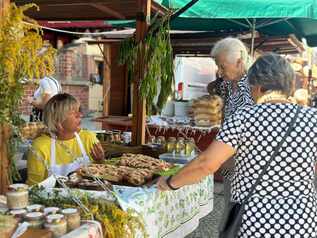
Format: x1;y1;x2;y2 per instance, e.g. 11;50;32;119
186;182;224;238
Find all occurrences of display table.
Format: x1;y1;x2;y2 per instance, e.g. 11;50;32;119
94;116;219;151
113;175;214;238
39;175;214;238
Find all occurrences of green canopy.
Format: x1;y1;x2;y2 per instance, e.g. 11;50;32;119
156;0;317;46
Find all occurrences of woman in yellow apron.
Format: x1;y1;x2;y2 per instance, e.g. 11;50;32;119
27;93;104;185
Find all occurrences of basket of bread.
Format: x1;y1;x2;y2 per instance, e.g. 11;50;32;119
20;122;48;140
191;95;223;127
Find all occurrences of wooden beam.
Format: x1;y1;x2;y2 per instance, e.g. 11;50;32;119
131;0;151;146
90;3;125;20
15;0;128;4
103;43;111;116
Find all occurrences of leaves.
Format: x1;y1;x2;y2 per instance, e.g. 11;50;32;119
0;3;56;182
118;16;174;114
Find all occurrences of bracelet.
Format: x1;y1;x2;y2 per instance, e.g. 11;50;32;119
166;175;179;190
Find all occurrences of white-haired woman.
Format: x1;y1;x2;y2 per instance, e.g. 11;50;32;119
158;53;317;237
27;93;104;185
208;37;255;232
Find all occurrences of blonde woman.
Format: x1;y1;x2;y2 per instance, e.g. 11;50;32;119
27;93;104;185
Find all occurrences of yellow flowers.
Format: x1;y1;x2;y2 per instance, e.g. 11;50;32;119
0;3;56;123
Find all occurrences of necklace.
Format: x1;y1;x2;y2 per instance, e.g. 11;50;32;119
257;90;292;104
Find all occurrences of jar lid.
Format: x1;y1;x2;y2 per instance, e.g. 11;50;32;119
46;214;65;224
9;209;27;216
25;212;43;220
44;207;60;215
61;208;78;215
26;204;43;212
8;184;28;192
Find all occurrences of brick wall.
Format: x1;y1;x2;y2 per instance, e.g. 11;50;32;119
62;84;89;114
19;83;89;118
19;84;37;115
19;41;102;118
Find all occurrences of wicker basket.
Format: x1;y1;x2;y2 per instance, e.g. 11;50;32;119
20;122;47;140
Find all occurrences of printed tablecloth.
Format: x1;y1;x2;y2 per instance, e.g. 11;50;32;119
114;175;214;238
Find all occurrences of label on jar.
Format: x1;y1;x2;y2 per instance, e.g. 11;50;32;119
44;207;60;215
8;183;28;192
25;211;43;219
9;209;27;215
26;204;43;212
61;208;78;215
46;214;64;224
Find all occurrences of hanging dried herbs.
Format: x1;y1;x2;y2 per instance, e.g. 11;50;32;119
118;16;174;114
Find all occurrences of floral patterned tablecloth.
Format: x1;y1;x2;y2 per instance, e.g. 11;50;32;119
113;175;214;238
39;175;213;238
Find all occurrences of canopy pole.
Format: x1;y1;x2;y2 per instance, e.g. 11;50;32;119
131;0;151;146
250;18;256;59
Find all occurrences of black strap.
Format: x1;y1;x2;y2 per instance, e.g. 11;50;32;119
244;105;301;202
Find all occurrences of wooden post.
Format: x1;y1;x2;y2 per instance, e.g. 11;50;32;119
103;43;111;116
0;0;9;17
131;0;151;145
0;0;10;194
0;125;11;194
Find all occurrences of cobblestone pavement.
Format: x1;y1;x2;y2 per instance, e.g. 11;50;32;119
186;182;224;238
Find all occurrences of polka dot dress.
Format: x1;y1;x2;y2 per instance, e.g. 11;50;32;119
216;103;317;238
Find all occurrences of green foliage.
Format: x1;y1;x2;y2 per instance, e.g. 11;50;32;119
0;3;56;181
118;16;174;114
0;3;56;124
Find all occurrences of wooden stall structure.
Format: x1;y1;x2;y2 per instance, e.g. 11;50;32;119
0;0;169;193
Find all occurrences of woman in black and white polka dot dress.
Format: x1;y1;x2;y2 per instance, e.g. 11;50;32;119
157;53;317;237
220;103;317;238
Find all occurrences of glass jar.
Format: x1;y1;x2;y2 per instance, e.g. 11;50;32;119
146;135;155;145
112;130;122;144
95;130;105;142
44;207;60;216
175;137;185;155
44;214;67;238
166;137;176;153
104;131;113;143
185;138;196;156
156;136;166;146
26;204;44;213
61;208;81;232
122;131;132;145
6;184;29;209
25;212;44;228
9;209;27;222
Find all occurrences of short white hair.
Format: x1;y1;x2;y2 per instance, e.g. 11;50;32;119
211;37;250;70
